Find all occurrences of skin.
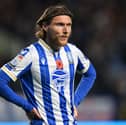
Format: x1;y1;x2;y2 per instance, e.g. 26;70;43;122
26;108;42;120
43;15;72;51
27;107;78;120
74;106;78;119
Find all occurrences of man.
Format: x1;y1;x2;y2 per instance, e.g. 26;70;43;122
0;5;96;125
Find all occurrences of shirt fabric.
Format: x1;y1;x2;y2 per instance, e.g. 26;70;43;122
1;39;90;125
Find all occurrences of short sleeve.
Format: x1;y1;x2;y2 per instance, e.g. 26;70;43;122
1;47;32;81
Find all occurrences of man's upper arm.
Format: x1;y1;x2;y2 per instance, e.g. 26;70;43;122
1;47;32;81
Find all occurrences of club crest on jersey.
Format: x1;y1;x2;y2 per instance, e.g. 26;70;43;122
52;69;68;92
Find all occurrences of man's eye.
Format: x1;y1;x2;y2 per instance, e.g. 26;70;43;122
67;23;72;26
56;23;64;26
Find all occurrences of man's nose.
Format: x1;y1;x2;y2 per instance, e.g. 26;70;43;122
63;26;68;34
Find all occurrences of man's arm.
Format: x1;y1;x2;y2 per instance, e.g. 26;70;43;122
0;69;42;119
0;69;33;111
74;63;96;107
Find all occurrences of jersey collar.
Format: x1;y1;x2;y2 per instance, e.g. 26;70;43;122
38;39;63;53
38;39;53;53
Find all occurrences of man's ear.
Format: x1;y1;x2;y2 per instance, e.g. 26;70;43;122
42;23;48;32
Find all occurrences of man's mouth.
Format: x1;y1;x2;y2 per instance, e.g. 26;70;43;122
60;35;68;38
60;36;68;40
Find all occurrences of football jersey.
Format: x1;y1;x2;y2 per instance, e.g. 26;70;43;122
1;39;90;125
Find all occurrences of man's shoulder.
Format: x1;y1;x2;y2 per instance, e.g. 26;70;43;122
66;43;78;50
19;41;39;56
26;41;39;49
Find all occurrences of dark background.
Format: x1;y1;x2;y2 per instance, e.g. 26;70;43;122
0;0;126;120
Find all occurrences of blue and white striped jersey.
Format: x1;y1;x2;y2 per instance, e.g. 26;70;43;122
1;39;90;125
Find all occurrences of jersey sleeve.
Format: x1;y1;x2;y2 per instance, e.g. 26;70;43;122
1;47;32;81
76;47;90;74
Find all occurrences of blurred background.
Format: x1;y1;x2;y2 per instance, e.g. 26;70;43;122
0;0;126;122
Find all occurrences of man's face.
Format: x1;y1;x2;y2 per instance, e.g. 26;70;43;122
45;15;72;50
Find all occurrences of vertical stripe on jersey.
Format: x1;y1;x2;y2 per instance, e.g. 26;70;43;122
53;52;69;124
20;70;38;107
32;44;47;125
34;43;56;125
64;45;75;118
77;58;85;71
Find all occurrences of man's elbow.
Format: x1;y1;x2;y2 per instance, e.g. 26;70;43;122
86;63;97;80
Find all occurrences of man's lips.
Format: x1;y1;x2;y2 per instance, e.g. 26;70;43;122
60;35;68;39
60;36;68;40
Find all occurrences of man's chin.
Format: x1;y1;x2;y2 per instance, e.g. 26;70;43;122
60;42;67;47
60;40;68;46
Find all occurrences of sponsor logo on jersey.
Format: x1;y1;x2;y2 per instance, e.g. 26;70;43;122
52;69;68;92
